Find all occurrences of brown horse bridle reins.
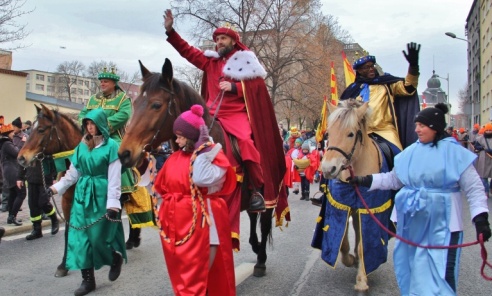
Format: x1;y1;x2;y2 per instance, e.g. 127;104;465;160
326;129;363;166
141;86;178;154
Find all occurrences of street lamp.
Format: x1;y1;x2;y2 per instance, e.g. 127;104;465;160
435;73;450;124
445;31;474;128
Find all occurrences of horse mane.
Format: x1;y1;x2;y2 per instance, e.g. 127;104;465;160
38;109;82;134
141;72;212;124
329;99;371;134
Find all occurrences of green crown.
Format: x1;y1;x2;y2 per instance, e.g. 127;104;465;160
98;67;120;81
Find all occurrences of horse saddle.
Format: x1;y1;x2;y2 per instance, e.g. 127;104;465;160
372;136;394;171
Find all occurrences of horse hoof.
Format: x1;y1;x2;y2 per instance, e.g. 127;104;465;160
341;254;356;267
354;283;369;292
253;263;266;277
55;267;68;278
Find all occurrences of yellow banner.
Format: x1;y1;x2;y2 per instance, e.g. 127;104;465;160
342;51;356;87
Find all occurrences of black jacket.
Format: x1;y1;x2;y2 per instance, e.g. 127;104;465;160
0;137;20;188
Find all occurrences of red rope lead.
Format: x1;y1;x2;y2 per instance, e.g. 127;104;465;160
347;167;492;281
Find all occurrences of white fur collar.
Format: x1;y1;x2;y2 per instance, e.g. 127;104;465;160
203;49;267;80
204;50;220;58
223;51;267;80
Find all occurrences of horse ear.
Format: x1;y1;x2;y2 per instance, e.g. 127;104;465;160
35;104;41;114
327;101;337;115
357;102;370;118
40;104;54;119
139;60;152;79
161;58;173;82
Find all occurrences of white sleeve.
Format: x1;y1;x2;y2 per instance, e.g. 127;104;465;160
369;170;404;191
192;145;227;194
106;159;122;210
458;164;489;220
52;164;80;195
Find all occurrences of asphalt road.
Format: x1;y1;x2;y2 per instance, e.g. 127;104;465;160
0;183;491;295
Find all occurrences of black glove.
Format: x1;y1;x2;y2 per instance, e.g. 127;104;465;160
46;187;54;198
402;42;421;67
347;175;373;187
106;209;119;220
473;212;492;242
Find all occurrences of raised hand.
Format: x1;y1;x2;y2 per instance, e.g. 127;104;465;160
163;9;174;32
402;42;421;67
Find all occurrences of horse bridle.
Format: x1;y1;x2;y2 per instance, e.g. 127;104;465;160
34;115;66;162
326;129;363;164
141;86;178;153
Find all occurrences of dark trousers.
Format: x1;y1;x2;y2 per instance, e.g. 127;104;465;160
28;183;54;221
445;231;462;292
7;185;26;217
1;182;9;210
300;175;310;193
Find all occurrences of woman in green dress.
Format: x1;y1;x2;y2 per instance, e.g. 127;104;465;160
49;108;126;296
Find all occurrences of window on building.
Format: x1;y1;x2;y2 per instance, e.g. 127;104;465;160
71;78;76;84
59;77;66;83
36;74;45;81
91;81;96;88
84;89;89;95
78;88;83;95
84;81;89;87
71;87;76;94
84;99;89;105
26;83;30;90
35;84;45;91
47;76;54;83
26;73;30;80
78;79;83;85
47;85;54;92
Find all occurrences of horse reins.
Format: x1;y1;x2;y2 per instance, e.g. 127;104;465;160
347;166;492;281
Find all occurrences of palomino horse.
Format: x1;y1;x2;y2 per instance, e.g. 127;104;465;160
17;104;81;277
118;59;275;277
311;99;393;291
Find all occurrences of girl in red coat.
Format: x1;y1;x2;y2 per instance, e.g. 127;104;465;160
154;105;236;296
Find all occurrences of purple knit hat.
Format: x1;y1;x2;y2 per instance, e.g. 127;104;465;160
173;105;205;141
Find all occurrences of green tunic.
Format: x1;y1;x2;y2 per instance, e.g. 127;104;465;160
79;89;135;193
67;109;127;270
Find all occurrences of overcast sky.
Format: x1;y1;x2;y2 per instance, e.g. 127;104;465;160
7;0;473;113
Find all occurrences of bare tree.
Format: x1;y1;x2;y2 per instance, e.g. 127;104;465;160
457;84;468;114
174;65;203;93
171;0;349;129
0;0;34;49
55;60;85;102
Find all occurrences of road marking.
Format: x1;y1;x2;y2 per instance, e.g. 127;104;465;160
235;262;254;285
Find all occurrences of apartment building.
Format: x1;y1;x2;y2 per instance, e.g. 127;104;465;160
480;0;492;122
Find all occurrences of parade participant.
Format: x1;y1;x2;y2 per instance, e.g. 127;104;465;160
285;138;303;195
78;67;139;248
472;123;492;195
340;43;421;155
0;115;7;213
293;141;319;201
11;117;28;150
349;103;491;295
163;9;285;213
23;120;32;136
287;127;301;149
0;123;25;226
48;109;126;296
457;127;469;148
154;105;236;295
468;123;480;152
17;156;59;240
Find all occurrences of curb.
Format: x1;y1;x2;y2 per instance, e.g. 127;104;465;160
4;220;53;236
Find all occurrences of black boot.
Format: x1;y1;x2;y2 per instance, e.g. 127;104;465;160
0;227;5;244
126;227;141;250
7;215;22;226
49;212;59;235
108;251;123;281
300;192;305;200
248;190;266;213
74;268;96;296
26;221;43;240
304;191;310;201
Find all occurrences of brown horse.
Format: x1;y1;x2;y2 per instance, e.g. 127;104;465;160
17;104;82;277
313;99;393;291
118;59;274;277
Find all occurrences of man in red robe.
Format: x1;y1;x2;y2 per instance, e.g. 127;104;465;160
163;10;286;215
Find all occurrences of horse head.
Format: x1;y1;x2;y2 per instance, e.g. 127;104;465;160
18;104;82;167
120;57;217;168
321;99;372;179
